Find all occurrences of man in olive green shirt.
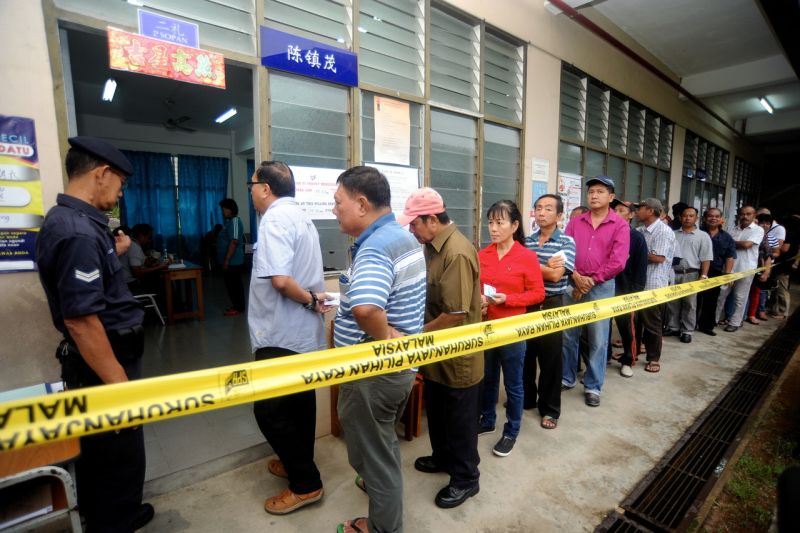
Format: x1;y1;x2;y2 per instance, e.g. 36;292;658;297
398;188;483;509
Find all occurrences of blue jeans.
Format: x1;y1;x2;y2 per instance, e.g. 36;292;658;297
562;279;615;395
480;340;526;439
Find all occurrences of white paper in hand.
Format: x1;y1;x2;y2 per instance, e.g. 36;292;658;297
324;293;341;306
483;284;497;298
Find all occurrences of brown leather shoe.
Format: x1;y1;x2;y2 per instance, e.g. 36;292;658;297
264;487;323;515
267;458;288;479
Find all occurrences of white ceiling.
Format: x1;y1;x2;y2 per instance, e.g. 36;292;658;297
590;0;800;145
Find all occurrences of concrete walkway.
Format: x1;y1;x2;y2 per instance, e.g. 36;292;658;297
141;307;794;532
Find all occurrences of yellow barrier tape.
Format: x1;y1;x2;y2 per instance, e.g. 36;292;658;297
0;265;770;451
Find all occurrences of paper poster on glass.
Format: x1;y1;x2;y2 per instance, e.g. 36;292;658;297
0;115;44;272
292;166;342;220
373;97;411;166
367;163;420;216
558;172;583;227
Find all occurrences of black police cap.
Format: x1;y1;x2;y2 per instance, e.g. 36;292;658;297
67;136;133;176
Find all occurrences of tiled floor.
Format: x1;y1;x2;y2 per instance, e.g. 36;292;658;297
140;272;266;482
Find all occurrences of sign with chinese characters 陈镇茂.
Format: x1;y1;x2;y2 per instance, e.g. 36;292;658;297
260;27;357;87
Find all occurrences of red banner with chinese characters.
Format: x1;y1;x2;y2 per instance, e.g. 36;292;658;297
107;27;226;89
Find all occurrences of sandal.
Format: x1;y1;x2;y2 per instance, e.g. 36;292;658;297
612;339;623;348
267;458;288;479
644;361;661;373
337;517;368;533
541;416;558;429
354;475;367;494
745;317;760;325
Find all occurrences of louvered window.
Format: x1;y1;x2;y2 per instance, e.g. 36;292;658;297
483;32;524;123
627;104;645;160
586;82;609;148
608;94;628;155
358;0;424;96
658;122;673;168
430;109;477;240
264;0;351;46
430;7;480;112
643;112;660;165
560;69;586;142
481;123;520;247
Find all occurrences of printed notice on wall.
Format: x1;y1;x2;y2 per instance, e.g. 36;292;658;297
368;163;420;217
292;166;342;220
0;115;44;272
557;172;583;227
374;96;410;166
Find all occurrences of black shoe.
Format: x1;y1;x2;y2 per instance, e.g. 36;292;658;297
434;483;479;509
679;333;692;343
492;435;516;457
724;325;738;332
663;329;679;337
132;503;154;530
584;392;600;407
699;328;717;336
414;456;445;474
477;423;495;436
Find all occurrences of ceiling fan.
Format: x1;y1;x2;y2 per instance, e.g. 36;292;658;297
163;116;197;132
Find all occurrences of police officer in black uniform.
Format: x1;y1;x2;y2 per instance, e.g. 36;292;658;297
36;136;154;532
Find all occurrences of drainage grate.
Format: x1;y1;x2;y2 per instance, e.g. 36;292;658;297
597;310;800;532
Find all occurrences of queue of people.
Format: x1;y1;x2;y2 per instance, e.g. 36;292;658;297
35;135;796;532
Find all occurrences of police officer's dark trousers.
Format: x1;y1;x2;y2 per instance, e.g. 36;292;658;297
253;346;322;494
61;326;146;533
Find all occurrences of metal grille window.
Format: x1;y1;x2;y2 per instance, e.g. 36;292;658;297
481;123;520;247
643;112;660;165
586;82;609;149
733;157;758;208
56;0;258;55
270;72;350;270
264;0;352;47
483;32;524;123
626;103;645;160
358;0;424;96
559;69;586;142
429;7;480;112
430;109;477;241
681;131;730;212
608;94;628;155
360;92;423;167
557;65;672;204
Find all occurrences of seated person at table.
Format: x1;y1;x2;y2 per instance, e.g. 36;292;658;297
128;223;171;295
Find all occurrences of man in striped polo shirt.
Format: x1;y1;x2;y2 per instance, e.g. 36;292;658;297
524;194;575;429
332;166;427;533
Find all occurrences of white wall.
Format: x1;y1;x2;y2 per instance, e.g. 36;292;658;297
0;1;66;389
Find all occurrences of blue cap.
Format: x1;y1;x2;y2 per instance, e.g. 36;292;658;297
67;136;133;176
585;175;615;192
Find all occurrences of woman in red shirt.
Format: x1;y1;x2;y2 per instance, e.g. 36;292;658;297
478;200;545;457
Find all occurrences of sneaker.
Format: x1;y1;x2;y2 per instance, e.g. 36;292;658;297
478;423;495;436
264;487;323;515
492;435;516;457
620;365;633;378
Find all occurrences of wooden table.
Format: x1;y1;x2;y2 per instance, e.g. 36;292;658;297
0;439;81;531
162;263;205;324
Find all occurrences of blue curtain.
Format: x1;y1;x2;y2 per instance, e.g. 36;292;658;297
246;159;257;243
120;150;177;252
177;155;229;262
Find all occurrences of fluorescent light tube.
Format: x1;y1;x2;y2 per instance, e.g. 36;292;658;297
759;97;773;114
214;107;237;124
102;78;117;102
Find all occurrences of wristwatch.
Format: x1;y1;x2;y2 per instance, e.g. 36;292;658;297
303;290;318;311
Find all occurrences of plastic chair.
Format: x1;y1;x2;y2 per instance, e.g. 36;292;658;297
134;293;165;325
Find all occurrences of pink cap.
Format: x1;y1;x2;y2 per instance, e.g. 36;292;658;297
396;187;446;226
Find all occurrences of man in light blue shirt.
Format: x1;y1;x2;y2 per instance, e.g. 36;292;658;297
333;166;426;533
248;161;331;516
